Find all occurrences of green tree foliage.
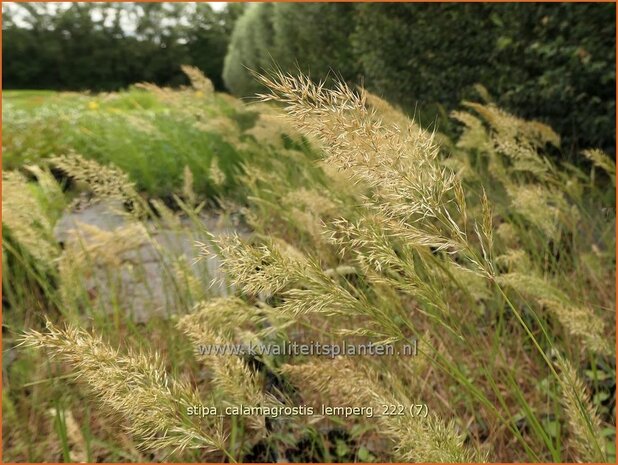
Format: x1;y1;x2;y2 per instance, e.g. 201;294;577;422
271;3;358;81
5;3;614;155
223;2;615;156
2;2;244;91
495;3;616;155
353;4;499;113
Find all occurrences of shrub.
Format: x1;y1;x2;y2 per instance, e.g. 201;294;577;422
352;2;616;156
222;3;357;97
223;3;616;157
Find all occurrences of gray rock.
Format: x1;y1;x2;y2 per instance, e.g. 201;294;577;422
54;201;249;323
53;200;128;245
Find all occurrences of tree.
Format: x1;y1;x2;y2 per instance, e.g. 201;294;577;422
185;3;241;90
222;3;276;96
222;3;357;96
3;2;240;92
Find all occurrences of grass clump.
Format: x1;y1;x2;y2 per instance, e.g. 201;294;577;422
3;70;615;462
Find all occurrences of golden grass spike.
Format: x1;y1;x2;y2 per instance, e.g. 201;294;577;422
200;234;307;295
539;299;611;355
151;199;182;229
506;184;567;240
583;148;616;186
172;255;205;302
24;164;65;208
555;355;608;462
391;413;489;463
494;249;530;273
2;170;60;264
182;165;197;207
181;65;215;95
254;72;493;278
463;101;560;149
283;358;487;463
50;153;144;215
65;221;150;267
19;321;227;455
451;110;492;154
177;306;275;433
209;161;226;186
181;297;290;338
364;91;416;129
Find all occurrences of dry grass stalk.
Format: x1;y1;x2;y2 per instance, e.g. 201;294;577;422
47;408;88;463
